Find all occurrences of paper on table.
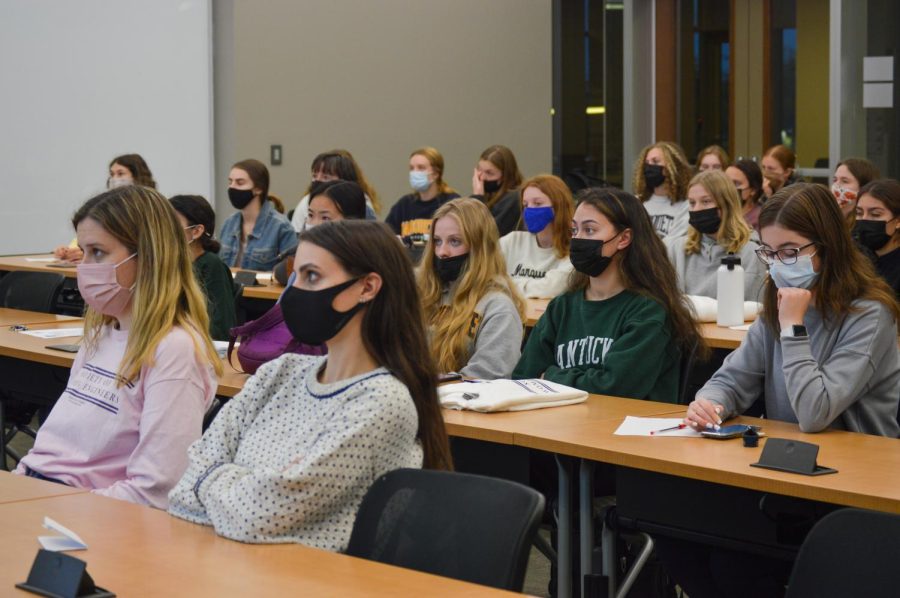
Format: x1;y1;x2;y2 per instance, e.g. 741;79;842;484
729;323;752;331
213;340;233;358
614;416;702;437
24;257;59;262
21;327;84;339
38;517;87;552
255;272;273;283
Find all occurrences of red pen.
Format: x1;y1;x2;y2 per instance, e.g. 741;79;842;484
650;423;687;435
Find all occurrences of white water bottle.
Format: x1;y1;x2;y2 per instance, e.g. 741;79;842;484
717;253;744;327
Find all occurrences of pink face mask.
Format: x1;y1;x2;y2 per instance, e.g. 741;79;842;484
76;253;137;318
831;183;858;208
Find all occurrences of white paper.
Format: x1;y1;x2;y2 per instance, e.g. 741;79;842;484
38;517;87;552
863;83;893;108
255;272;273;283
729;324;752;331
213;340;232;358
863;56;893;82
614;416;702;437
21;327;83;339
24;257;59;262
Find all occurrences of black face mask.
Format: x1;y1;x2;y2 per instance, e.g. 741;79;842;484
281;278;365;345
433;253;469;284
853;219;893;252
483;179;502;195
228;187;255;210
688;207;722;235
569;234;619;277
643;164;666;190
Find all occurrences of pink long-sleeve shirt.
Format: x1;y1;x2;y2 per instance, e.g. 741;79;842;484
17;325;216;509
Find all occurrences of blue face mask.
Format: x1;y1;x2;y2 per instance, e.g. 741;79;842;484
768;254;819;289
409;170;431;193
523;206;555;234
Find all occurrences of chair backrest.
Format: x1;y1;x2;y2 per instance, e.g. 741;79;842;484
0;271;66;313
677;336;700;405
346;468;545;592
786;508;900;597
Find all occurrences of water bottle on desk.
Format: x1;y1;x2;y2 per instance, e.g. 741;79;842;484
717;253;744;327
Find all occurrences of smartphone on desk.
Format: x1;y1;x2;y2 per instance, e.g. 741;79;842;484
46;343;81;353
701;424;761;439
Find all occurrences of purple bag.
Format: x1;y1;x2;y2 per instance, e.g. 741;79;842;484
228;303;326;374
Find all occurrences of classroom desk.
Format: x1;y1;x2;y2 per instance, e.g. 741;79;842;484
0;485;515;597
0;254;77;277
699;321;749;349
240;282;284;301
0;309;80;328
0;471;87;505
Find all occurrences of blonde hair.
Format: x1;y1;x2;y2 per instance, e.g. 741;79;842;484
418;198;525;373
696;145;730;170
74;186;223;385
685;170;753;255
632;141;692;204
520;174;575;259
411;146;457;196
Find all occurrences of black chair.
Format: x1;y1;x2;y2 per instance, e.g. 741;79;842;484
0;271;66;313
677;337;700;405
346;468;545;592
785;508;900;597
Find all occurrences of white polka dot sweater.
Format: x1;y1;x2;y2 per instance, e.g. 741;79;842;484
168;354;423;550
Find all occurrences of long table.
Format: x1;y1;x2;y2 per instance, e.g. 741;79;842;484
0;474;514;596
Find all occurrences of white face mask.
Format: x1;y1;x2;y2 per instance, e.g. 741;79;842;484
768;254;819;289
831;183;858;208
108;177;133;189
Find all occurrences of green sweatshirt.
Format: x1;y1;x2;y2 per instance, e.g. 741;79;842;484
194;251;237;341
513;289;681;403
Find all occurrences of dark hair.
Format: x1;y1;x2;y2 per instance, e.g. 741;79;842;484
109;154;156;189
758;183;900;335
309;181;367;220
837;158;881;189
859;178;900;218
231;159;269;201
570;187;707;359
732;159;764;204
308;149;380;212
298;220;452;470
169;194;220;253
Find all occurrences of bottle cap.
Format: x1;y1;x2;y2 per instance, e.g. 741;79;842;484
721;252;742;270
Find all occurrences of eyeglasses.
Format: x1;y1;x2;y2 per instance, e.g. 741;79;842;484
754;242;816;265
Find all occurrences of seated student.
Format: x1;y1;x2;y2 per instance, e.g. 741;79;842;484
219;159;298;271
54;153;157;262
306;180;368;228
686;183;900;436
761;143;800;199
665;170;766;301
17;186;221;509
855;179;900;298
514;187;704;401
696;144;730;172
386;146;460;244
500;174;574;299
170;195;236;342
291;150;379;231
633;141;692;240
168;220;452;549
832;157;881;224
418;197;525;379
725;158;765;231
471;144;524;237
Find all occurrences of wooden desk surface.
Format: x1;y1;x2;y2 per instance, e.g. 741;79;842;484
699;321;749;350
0;491;513;597
515;414;900;513
0;308;80;327
241;282;284;301
0;472;87;505
0;254;77;277
525;298;550;328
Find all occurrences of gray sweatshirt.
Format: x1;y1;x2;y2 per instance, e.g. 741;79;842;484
643;195;689;239
664;234;767;303
698;299;900;437
441;286;523;379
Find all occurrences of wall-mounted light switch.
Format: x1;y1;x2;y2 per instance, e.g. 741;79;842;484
270;145;283;166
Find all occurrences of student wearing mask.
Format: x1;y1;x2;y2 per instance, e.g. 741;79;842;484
832;157;881;224
665;170;766;301
725;159;765;232
170;195;236;342
696;145;730;172
54;153;157;262
633;141;693;240
471;145;524;237
418;198;525;379
219;159;298;271
386;147;460;244
760;144;800;199
291;150;379;231
500;174;575;299
168;220;452;549
17;186;221;509
854;179;900;297
514;187;704;400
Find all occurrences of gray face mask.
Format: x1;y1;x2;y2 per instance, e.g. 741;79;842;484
768;254;818;289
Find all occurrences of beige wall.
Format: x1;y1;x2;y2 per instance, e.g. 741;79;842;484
214;0;553;220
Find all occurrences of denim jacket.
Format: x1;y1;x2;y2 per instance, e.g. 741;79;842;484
219;200;298;271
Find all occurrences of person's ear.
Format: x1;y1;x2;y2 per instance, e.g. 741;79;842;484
358;272;383;304
616;228;633;251
193;224;205;242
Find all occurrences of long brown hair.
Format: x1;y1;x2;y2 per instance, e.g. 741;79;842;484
479;145;523;208
569;187;707;359
299;220;452;470
109;154;156;189
632;141;692;204
758;183;900;336
308;150;381;213
520;174;574;258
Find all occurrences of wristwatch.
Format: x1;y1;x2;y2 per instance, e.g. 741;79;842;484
780;324;808;338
